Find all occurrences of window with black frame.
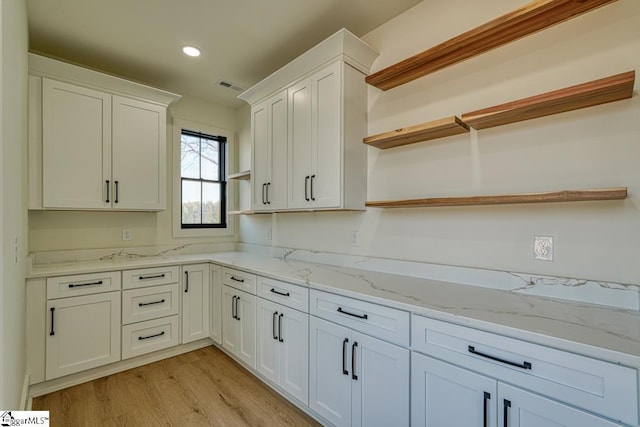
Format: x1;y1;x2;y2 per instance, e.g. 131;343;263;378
180;129;227;228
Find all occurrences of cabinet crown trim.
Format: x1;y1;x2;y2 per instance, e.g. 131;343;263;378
238;28;378;106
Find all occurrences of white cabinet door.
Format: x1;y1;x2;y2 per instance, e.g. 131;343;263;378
42;78;111;209
181;264;209;344
351;331;410;427
46;292;120;380
221;285;256;368
256;298;280;384
278;305;309;404
209;265;222;344
309;316;352;426
287;77;313;209
310;60;341;209
412;352;497;427
252;91;287;211
112;96;166;210
499;384;620;427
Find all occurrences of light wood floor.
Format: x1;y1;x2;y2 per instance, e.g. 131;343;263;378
33;346;321;426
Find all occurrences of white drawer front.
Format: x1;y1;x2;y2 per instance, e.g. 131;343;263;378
122;266;179;289
122;283;179;325
257;276;309;312
223;267;257;294
412;315;638;426
122;315;179;359
310;289;409;346
47;271;121;299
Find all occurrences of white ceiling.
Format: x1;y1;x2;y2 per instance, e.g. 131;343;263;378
26;0;422;108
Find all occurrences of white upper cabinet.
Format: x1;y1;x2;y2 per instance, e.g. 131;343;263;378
240;29;378;212
29;53;179;211
251;90;288;211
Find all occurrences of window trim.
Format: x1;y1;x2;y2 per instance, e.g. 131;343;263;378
172;118;236;238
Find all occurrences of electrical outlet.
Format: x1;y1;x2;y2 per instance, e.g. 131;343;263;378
13;235;18;265
351;231;360;247
534;236;553;261
122;228;133;241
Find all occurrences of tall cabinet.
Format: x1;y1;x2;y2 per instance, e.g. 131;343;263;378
239;29;378;212
28;53;180;211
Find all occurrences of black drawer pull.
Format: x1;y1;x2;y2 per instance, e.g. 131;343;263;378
138;331;165;341
503;399;511;427
69;280;103;288
342;338;349;375
138;299;165;307
230;276;245;283
278;313;284;343
273;311;279;340
483;392;491;427
50;307;55;336
468;346;532;370
138;274;165;280
351;341;358;380
232;295;237;319
270;288;290;297
337;307;368;320
184;271;189;293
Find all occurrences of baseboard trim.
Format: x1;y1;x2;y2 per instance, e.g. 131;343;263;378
29;339;213;398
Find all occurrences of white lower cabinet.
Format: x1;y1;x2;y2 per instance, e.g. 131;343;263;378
222;284;256;368
46;292;121;380
309;316;410;427
181;264;210;344
209;264;222;344
256;298;309;404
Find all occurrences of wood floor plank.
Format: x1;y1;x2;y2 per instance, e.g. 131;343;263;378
33;346;320;427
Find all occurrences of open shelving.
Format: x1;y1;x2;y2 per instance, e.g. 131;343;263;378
365;0;618;91
364;116;469;149
365;187;627;209
228;170;251;180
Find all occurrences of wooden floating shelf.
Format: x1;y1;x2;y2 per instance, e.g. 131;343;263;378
228;170;251;180
366;0;618;91
462;71;635;130
365;187;627;208
364;116;469;149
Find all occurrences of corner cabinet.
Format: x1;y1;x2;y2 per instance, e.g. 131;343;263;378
181;264;210;344
239;29;378;212
28;53;180;211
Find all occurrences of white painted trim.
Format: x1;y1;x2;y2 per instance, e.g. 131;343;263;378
29;339;212;397
172;118;237;238
20;374;30;410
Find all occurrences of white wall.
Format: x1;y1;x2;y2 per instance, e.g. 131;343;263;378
239;0;640;286
28;95;238;252
1;0;29;408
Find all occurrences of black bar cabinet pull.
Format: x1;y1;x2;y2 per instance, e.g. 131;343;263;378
235;296;240;321
351;341;358;380
310;175;316;201
184;271;189;293
304;176;310;201
483;392;491;427
114;180;119;203
232;296;237;319
278;313;284;343
262;183;266;205
49;307;55;336
468;345;532;370
273;311;279;340
105;180;110;203
69;280;103;288
337;307;368;320
270;288;290;297
503;399;511;427
139;274;165;280
138;331;165;341
266;182;271;204
342;338;349;375
138;299;165;307
230;276;245;283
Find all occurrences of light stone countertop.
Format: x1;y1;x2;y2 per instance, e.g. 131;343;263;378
27;250;640;365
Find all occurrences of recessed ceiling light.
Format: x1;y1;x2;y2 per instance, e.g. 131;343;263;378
182;45;201;57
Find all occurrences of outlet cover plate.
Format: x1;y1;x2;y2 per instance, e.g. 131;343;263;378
534;235;553;261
